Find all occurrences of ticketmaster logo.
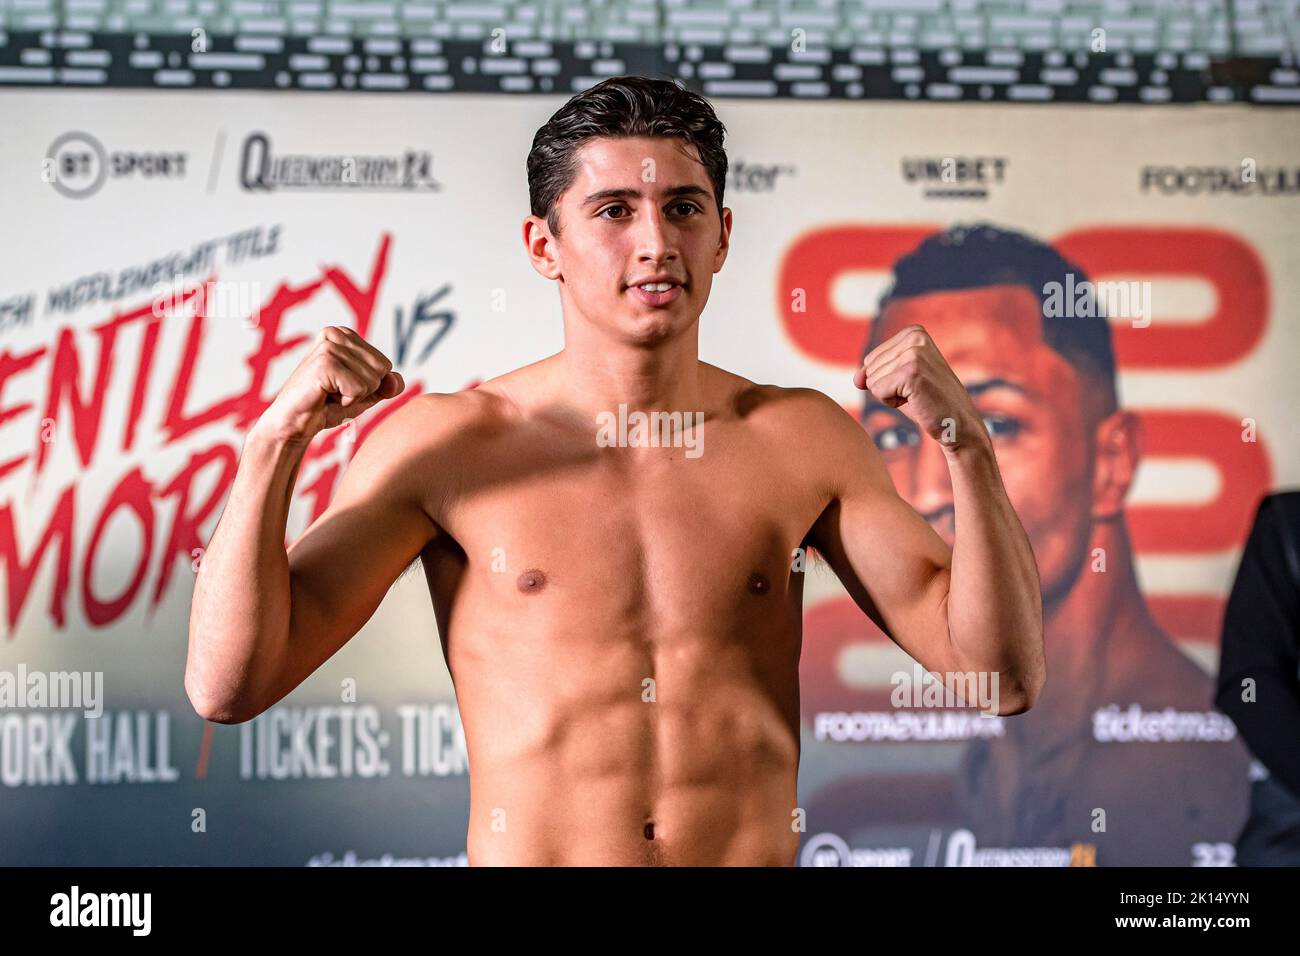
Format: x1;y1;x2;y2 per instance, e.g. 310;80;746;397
1092;704;1238;742
50;886;151;935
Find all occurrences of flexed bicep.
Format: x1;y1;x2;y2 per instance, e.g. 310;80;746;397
805;393;961;676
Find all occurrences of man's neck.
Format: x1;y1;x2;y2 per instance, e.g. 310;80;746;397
550;317;708;421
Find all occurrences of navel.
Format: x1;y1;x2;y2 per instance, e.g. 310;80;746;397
516;568;548;594
747;571;771;596
644;821;655;841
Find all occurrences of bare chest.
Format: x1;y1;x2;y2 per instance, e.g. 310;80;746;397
423;422;827;636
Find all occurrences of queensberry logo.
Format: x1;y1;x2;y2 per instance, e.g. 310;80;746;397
238;132;441;193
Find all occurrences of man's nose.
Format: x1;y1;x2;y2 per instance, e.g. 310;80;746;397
909;432;955;521
636;206;676;262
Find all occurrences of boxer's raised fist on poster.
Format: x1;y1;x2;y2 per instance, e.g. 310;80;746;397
254;325;405;445
853;323;987;452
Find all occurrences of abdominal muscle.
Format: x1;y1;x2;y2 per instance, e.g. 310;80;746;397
447;613;804;867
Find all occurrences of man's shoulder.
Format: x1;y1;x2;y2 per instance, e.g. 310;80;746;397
703;365;853;435
417;383;517;423
707;370;873;506
360;385;518;463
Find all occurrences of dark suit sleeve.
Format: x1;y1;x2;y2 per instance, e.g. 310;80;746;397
1214;493;1300;798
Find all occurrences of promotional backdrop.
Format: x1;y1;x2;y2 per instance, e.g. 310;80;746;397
0;90;1296;864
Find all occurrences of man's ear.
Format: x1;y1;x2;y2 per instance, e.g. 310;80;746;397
1091;408;1141;520
523;214;561;280
713;206;732;273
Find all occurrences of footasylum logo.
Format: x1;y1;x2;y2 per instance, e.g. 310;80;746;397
50;886;151;935
1140;164;1300;196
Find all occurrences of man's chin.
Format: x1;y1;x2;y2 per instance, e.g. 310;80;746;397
618;308;691;338
625;318;677;344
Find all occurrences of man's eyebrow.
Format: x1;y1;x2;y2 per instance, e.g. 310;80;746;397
581;184;712;207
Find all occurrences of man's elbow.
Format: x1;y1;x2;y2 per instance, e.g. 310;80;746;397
184;672;259;725
996;667;1045;716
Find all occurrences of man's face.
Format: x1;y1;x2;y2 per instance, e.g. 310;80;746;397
526;135;732;345
861;284;1099;604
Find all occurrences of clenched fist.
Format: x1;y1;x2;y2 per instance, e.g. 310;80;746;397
253;325;404;445
853;324;986;452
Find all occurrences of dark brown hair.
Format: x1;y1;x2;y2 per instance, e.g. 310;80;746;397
526;75;728;237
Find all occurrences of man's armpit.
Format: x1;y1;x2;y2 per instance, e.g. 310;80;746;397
397;555;423;581
797;534;831;573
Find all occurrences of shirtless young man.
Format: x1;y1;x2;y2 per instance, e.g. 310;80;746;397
185;76;1044;866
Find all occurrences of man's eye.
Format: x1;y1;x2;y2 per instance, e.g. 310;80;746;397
981;413;1022;439
875;425;919;452
599;203;698;219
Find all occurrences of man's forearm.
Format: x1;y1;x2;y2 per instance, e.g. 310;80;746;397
185;425;307;722
942;435;1045;711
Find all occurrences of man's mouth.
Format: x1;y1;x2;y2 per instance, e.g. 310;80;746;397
627;280;684;307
